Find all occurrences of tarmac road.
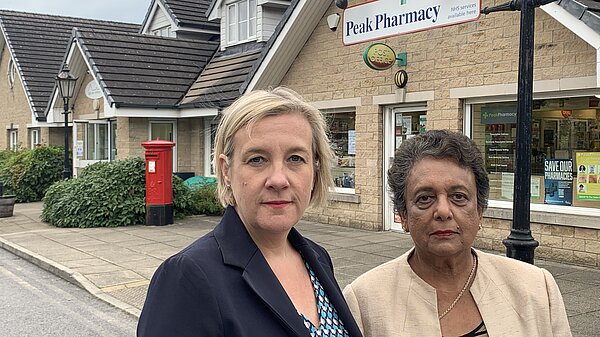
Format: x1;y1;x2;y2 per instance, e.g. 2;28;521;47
0;248;137;337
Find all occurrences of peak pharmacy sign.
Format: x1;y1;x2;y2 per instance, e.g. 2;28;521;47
343;0;481;45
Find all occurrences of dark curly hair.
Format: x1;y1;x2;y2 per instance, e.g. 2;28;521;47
388;129;489;215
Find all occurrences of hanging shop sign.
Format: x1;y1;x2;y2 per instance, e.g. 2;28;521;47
85;81;103;99
363;43;396;70
544;159;573;206
576;152;600;200
343;0;481;45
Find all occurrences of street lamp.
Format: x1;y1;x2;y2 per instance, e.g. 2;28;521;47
482;0;555;264
55;64;78;179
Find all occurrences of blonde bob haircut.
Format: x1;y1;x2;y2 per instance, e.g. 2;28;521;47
213;87;334;208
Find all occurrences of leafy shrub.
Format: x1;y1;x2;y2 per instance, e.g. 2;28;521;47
42;157;220;228
191;183;224;216
0;146;63;202
42;157;146;228
172;175;200;218
0;149;15;164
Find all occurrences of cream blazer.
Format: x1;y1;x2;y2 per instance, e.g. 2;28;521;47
343;249;572;337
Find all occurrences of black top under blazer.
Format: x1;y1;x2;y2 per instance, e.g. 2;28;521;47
137;206;363;337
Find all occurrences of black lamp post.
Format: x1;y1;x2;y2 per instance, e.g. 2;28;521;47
55;65;78;179
482;0;555;264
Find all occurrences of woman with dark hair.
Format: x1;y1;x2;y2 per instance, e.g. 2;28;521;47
344;130;571;337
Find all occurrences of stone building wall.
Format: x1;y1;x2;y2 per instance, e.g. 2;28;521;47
0;46;35;150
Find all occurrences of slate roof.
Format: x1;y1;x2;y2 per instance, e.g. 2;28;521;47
74;28;219;108
0;10;139;117
179;44;263;108
181;0;299;108
142;0;219;31
558;0;600;33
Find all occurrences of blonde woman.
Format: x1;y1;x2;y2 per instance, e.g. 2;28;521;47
138;87;362;337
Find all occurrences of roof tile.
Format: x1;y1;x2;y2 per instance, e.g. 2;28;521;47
75;29;219;108
179;47;262;108
163;0;219;30
0;10;139;115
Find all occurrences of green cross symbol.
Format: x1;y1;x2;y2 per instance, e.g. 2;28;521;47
400;0;406;4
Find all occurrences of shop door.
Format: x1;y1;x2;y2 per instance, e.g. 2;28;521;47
384;105;427;231
73;120;112;177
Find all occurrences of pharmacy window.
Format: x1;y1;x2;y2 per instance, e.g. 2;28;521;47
470;96;600;209
227;0;256;44
324;109;356;193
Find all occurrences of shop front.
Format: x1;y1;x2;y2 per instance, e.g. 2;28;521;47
469;96;600;209
276;0;600;265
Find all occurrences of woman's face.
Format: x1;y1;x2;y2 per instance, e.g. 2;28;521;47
400;157;482;259
219;112;315;238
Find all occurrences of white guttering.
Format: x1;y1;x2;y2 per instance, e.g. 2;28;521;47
103;106;218;118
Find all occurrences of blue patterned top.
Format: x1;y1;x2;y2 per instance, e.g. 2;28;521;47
299;261;350;337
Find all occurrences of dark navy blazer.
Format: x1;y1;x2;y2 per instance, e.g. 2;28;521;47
137;206;363;337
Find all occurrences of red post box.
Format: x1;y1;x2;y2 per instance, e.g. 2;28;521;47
142;139;176;226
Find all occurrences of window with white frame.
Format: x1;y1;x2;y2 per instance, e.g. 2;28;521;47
30;128;40;149
469;96;600;209
110;120;117;160
323;109;356;193
204;119;220;176
227;0;257;44
8;129;18;151
152;26;171;37
84;123;109;160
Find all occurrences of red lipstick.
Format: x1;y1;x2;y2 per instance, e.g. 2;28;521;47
431;230;456;237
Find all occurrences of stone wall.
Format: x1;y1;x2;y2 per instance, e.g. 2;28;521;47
0;46;35;150
478;214;600;267
121;117;147;160
176;117;205;174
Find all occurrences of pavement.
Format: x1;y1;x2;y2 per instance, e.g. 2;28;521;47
1;202;600;337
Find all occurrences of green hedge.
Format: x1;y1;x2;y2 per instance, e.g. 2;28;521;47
42;157;223;228
42;157;146;228
0;146;64;202
192;183;224;216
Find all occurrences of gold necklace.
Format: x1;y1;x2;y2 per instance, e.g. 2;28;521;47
438;253;477;320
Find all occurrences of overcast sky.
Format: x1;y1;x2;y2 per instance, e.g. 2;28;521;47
0;0;152;23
